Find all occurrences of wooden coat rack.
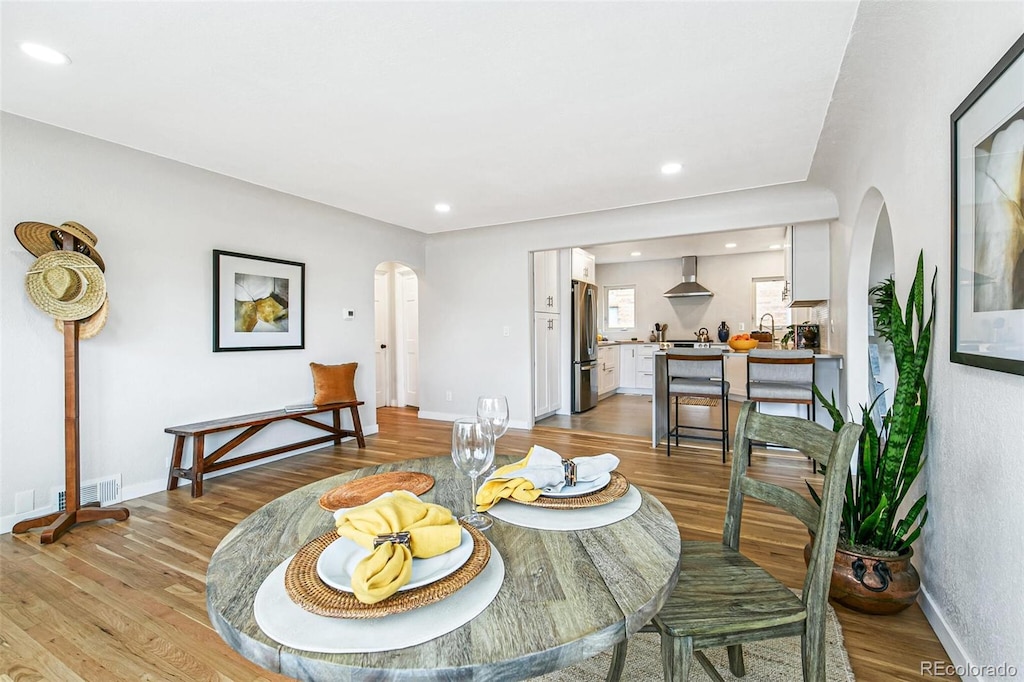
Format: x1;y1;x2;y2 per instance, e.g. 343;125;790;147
13;232;129;544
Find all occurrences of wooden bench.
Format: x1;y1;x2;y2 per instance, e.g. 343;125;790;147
165;402;365;498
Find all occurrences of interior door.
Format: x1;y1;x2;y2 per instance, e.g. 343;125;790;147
373;269;390;408
399;268;419;407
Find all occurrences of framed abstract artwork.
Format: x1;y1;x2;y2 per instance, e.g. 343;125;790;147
950;34;1024;375
213;250;305;352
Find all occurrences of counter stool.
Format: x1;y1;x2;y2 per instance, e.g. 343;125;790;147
746;348;817;471
666;350;730;462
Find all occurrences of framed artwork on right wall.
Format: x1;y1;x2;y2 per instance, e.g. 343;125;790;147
950;33;1024;376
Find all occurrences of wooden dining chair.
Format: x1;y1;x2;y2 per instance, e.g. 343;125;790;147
607;401;862;682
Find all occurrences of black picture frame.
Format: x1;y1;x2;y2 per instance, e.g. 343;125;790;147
213;250;305;352
950;33;1024;376
796;324;820;350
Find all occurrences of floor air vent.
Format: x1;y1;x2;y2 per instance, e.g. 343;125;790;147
55;475;122;511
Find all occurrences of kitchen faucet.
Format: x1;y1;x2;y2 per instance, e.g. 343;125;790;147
759;313;775;346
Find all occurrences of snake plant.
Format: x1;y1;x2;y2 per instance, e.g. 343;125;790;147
811;251;935;554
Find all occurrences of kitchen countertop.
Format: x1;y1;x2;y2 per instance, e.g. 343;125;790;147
655;348;844;359
599;340;842;359
598;340;661;345
599;340;729;346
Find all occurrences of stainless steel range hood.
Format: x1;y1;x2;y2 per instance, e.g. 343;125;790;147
664;256;714;298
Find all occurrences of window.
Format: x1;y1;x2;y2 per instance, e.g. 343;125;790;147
752;278;791;333
605;285;636;329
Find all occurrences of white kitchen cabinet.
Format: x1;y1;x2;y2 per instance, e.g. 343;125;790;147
635;344;657;391
619;345;637;389
783;223;830;306
597;344;619;397
724;353;748;401
533;313;561;417
618;344;658;394
571;247;596;284
533;250;560;314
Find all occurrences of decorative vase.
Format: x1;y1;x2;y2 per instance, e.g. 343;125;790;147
804;540;920;615
717;321;730;342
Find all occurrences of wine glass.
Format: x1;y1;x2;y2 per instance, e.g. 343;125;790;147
451;417;495;531
476;395;509;443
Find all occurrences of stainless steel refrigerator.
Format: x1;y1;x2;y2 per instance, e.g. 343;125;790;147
571;280;598;413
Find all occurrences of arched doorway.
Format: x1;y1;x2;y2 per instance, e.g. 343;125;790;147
846;188;895;423
374;263;419;408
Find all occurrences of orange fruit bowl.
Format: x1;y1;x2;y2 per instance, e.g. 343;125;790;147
728;337;759;351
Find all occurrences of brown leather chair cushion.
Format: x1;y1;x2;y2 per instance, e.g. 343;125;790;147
310;362;359;405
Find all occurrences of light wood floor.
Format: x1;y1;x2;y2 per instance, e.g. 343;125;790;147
538;393;659;438
1;406;953;681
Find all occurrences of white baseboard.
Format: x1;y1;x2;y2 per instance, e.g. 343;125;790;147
919;585;981;681
614;387;653;396
416;411;529;430
1;427;380;536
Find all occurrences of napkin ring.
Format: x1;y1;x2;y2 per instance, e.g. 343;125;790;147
562;459;578;486
373;531;411;548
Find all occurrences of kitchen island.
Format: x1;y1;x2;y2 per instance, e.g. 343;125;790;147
652;349;845;449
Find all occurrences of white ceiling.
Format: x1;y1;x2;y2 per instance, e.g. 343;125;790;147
1;1;858;234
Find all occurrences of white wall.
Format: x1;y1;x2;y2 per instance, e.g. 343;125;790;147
810;3;1024;676
0;114;425;529
418;182;838;427
595;251;785;342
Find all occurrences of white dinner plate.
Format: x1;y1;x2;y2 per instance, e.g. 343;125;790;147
317;527;473;593
541;471;612;498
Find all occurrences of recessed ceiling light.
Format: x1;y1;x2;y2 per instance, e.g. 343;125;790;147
725;243;737;249
769;244;782;250
661;162;682;175
630;251;642;257
19;42;71;65
434;203;451;213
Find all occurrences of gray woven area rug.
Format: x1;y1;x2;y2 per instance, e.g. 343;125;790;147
534;601;854;681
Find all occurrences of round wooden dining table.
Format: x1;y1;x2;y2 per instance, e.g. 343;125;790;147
206;455;681;680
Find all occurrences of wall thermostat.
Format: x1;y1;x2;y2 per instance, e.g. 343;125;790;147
342;309;355;319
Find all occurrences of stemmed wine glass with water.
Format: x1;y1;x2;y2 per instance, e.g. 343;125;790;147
476;395;510;447
451;417;495;531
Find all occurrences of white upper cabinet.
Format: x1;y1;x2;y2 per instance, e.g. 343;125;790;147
533;250;561;313
783;223;830;307
571;247;596;284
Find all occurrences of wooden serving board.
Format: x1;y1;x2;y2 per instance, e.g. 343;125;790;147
318;471;435;511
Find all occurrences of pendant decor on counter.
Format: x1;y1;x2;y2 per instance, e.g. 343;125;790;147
717;321;730;342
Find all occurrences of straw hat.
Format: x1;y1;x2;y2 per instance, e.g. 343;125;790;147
53;295;109;339
14;220;106;272
25;250;107;321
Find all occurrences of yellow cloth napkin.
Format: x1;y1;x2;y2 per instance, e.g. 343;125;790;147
333;490;462;604
475;446;620;511
474;447;545;511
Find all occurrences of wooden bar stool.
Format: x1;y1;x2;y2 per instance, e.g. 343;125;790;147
666;350;730;462
746;348;817;470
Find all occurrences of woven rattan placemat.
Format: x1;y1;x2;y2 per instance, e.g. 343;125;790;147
284;521;489;619
318;472;435;511
509;471;629;510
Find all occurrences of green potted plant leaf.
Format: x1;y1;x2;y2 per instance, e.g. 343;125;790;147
781;321;809;349
809;250;935;614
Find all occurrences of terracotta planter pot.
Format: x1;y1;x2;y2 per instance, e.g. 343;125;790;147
804;540;920;615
